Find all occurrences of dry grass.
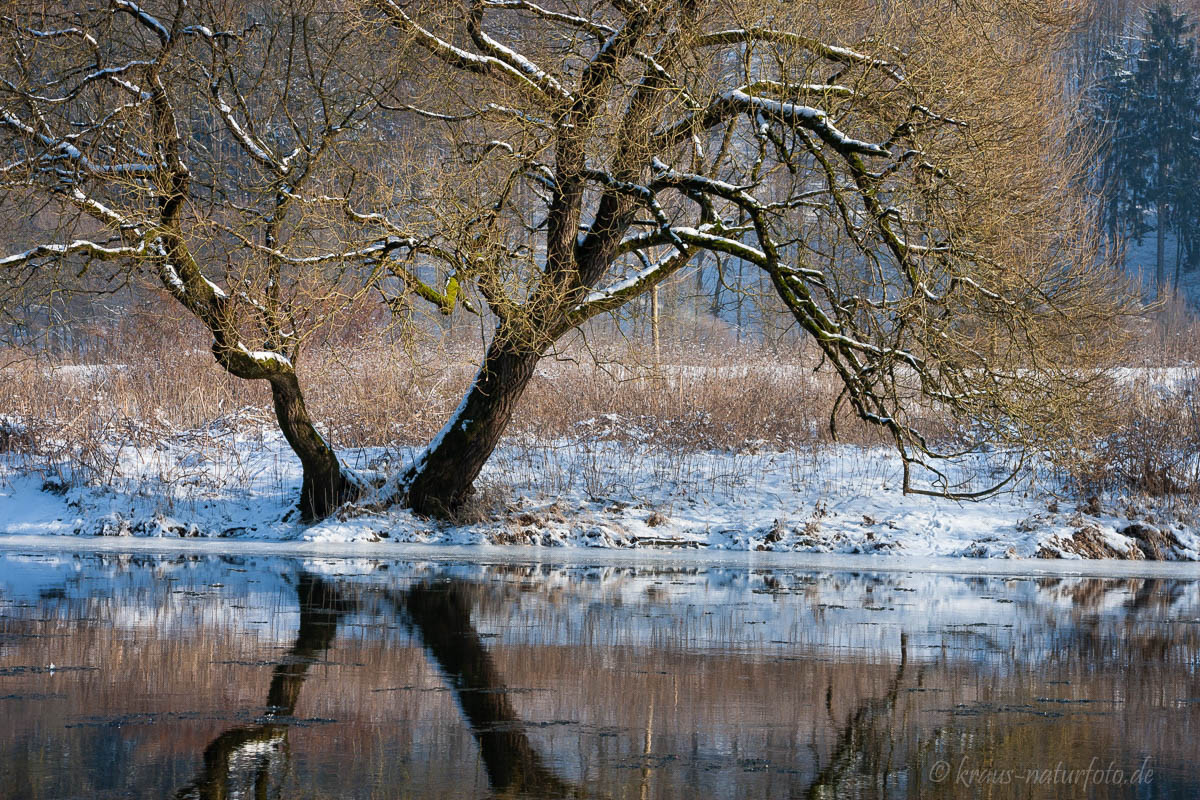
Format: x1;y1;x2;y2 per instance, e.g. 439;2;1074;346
1061;369;1200;501
1;309;889;453
3;305;1200;510
1034;300;1200;504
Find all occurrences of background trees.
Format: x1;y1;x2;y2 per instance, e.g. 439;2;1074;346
1090;1;1200;294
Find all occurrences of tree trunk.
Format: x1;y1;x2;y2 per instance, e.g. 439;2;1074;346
711;254;723;317
1156;201;1166;295
404;338;541;517
1175;230;1183;290
268;372;360;522
650;285;661;364
735;258;745;340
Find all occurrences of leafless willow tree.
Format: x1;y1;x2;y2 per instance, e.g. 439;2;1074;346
0;0;474;520
356;0;1133;515
0;0;1135;523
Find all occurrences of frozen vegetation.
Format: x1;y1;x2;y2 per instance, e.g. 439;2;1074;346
2;403;1197;559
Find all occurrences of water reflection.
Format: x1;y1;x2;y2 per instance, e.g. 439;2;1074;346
174;575;580;800
400;581;579;798
805;633;909;800
175;574;350;800
0;552;1197;799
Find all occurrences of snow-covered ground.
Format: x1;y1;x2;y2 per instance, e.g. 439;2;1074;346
1;410;1197;560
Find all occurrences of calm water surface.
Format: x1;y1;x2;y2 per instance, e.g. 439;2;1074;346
0;548;1197;799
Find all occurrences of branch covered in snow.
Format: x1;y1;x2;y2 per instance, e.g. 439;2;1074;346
0;239;147;269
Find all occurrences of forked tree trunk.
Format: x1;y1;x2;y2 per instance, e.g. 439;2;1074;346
405;338;541;517
268;372;360;522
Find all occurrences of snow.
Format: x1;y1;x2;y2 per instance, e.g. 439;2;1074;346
582;254;679;305
111;0;170;43
470;24;569;100
729;90;889;156
203;277;228;298
1111;366;1194;389
214;96;278;170
0;239;145;267
381;375;478;498
237;343;292;369
71;188;135;227
49;364;128;382
162;263;186;293
1;408;1196;561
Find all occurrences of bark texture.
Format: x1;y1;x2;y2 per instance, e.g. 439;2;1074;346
268;372;361;522
405;339;541;517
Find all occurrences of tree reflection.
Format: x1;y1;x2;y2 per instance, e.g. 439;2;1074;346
391;580;580;798
174;573;350;800
804;633;912;799
161;566;1200;800
176;574;578;799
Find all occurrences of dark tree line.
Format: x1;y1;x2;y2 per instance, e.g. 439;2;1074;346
1091;1;1200;294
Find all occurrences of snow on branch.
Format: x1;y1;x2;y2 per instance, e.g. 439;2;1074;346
236;342;293;371
648;158;761;208
740;79;856;99
66;188;142;231
570;250;694;322
18;25;100;51
580;167;682;248
0;239;146;268
383;101;553;129
695;28;904;80
234;235;418;267
482;0;615;39
211;86;285;175
0;61;153;105
110;0;171;44
372;0;574;102
467;0;571;101
0;108;156;176
671;226;769;264
729;91;890;156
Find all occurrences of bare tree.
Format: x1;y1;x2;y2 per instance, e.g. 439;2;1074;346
357;0;1131;515
0;0;1134;522
0;0;470;520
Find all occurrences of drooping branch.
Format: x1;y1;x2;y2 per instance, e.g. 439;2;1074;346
365;0;1127;511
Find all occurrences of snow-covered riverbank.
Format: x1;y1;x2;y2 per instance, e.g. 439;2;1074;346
2;414;1197;560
